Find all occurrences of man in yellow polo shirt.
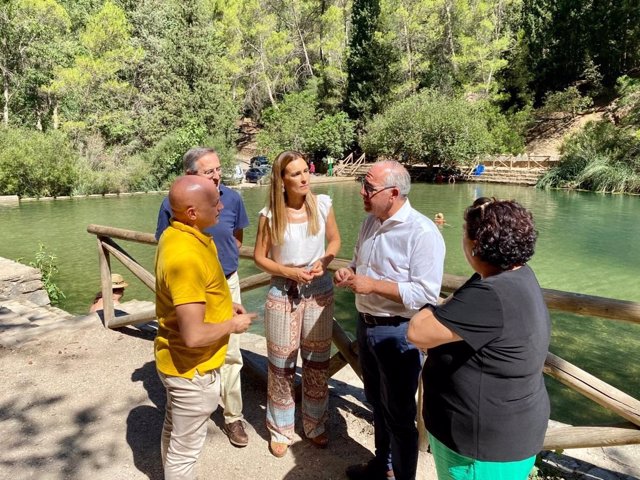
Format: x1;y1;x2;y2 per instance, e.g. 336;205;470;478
155;175;256;480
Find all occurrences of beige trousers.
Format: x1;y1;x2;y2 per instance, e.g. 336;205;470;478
220;271;245;424
159;369;221;480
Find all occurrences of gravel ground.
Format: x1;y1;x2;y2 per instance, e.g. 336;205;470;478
0;315;637;480
0;320;437;480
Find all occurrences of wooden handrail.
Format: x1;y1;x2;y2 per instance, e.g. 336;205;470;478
86;227;640;326
474;154;561;170
88;224;640;450
88;224;156;245
242;247;640;325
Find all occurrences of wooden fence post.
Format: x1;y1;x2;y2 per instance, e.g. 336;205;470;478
97;236;114;327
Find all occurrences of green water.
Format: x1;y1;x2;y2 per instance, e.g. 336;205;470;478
1;182;638;425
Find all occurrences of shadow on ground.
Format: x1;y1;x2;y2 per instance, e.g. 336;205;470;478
0;394;119;479
123;338;374;479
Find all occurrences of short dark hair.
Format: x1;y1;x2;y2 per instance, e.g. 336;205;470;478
464;197;538;270
182;147;217;174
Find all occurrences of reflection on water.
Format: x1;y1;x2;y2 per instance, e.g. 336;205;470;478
1;182;639;425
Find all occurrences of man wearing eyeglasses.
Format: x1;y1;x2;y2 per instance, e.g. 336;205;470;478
335;161;445;480
156;147;251;448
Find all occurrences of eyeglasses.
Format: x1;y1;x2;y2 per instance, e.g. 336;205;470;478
361;179;396;198
199;167;222;177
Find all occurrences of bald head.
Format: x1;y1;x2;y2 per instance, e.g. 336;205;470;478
169;175;222;231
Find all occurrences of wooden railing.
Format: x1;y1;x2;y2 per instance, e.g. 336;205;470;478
87;224;640;450
334;152;366;177
475;154;561;170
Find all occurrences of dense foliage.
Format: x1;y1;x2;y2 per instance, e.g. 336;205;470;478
538;77;640;194
0;127;78;196
362;91;498;166
257;84;356;159
1;0;640;195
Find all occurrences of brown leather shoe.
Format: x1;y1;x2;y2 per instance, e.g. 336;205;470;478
308;431;329;448
223;420;249;447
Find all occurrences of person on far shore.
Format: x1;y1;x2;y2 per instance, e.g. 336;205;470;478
309;160;316;175
408;197;550;480
327;156;334;176
334;160;445;480
89;273;128;313
434;212;445;225
253;150;341;458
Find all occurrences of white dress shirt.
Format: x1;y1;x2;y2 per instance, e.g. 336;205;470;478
350;199;445;318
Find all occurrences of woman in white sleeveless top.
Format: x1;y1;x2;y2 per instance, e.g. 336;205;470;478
254;150;341;458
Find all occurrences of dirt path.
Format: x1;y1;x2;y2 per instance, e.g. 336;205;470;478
0;321;437;480
526;111;604;156
1;314;637;480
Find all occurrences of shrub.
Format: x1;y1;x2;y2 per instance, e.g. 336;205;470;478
538;121;640;193
256;83;356;159
538;86;593;119
306;112;356;158
146;123;209;187
361;90;510;166
0;128;78;197
144;123;238;188
613;75;640;128
28;244;65;306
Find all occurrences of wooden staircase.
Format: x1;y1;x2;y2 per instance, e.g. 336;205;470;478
466;154;560;186
468;166;547;185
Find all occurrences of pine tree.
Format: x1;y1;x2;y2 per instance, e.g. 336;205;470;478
344;0;399;124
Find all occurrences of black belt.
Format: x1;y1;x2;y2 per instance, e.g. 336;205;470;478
225;271;237;280
359;312;409;326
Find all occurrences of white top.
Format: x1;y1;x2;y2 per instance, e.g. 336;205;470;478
350;199;446;317
259;194;332;267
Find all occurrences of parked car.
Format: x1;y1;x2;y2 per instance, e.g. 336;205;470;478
250;155;269;168
259;164;272;175
245;167;267;183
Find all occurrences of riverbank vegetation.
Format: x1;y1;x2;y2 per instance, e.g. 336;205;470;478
1;0;639;196
539;77;640;194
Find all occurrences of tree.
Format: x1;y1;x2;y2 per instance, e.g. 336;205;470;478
0;0;70;127
361;90;497;166
452;0;521;96
519;0;640;102
48;0;142;144
256;83;355;158
381;0;439;96
230;0;299;113
315;2;349;112
345;0;399;124
130;0;239;147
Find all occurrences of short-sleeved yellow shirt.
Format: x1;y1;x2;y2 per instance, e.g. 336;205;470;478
154;220;233;378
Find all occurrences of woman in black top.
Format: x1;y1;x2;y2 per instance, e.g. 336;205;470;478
408;198;550;480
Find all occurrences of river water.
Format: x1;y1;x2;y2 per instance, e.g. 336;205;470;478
1;181;638;425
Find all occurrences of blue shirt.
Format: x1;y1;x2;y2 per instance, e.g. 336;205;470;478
155;183;250;276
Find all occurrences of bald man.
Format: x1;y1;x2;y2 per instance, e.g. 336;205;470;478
155;175;256;480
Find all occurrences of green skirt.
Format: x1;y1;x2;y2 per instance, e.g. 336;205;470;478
429;434;536;480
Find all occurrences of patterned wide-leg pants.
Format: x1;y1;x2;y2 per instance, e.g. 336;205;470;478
265;272;334;444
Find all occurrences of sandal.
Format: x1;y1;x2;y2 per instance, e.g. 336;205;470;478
269;441;288;458
308;431;329;448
